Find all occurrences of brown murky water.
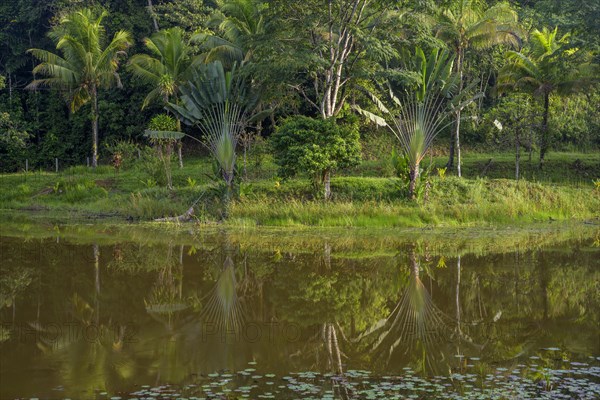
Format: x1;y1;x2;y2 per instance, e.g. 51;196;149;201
1;224;599;399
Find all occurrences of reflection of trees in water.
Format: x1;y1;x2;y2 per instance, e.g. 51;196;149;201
19;243;138;394
200;256;245;333
144;240;266;379
358;248;453;373
144;244;187;331
2;233;599;394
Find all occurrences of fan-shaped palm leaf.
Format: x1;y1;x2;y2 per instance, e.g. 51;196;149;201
356;47;475;198
167;61;258;192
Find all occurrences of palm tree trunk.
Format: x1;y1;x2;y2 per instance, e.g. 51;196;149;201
176;119;183;168
515;128;520;181
92;85;99;168
409;164;419;200
539;92;550;169
455;49;464;178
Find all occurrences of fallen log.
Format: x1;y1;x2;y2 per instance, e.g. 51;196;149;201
154;206;195;223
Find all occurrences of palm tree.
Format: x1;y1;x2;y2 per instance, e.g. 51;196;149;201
129;27;199;108
356;48;477;198
436;0;520;176
27;9;132;168
167;61;259;203
128;27;201;167
192;0;266;67
498;27;598;168
193;0;270;177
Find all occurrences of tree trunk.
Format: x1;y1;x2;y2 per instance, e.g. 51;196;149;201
539;92;550;169
91;85;99;168
446;133;455;169
409;165;419;200
243;136;248;179
515;129;520;181
164;142;173;190
455;49;464;178
528;127;533;162
323;169;331;200
147;0;159;32
455;112;462;177
177;141;183;168
176;119;183;168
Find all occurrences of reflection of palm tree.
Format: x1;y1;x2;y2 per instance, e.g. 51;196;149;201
360;250;451;371
201;256;245;333
34;294;135;394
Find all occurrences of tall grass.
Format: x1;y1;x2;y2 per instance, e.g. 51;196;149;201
228;177;599;227
1;152;598;227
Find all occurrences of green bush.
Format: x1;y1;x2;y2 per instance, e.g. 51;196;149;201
271;116;361;186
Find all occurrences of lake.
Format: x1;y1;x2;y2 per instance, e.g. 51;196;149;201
1;222;599;399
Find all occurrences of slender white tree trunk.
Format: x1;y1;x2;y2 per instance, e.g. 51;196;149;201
92;85;99;168
147;0;159;32
455;49;464;178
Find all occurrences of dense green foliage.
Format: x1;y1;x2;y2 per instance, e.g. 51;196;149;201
272;116;361;198
27;9;133;167
0;0;598;210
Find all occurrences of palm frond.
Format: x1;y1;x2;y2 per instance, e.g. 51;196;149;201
167;61;256;184
143;130;185;140
352;105;388;127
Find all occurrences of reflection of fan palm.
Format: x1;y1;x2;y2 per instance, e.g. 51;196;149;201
201;256;244;333
361;254;451;369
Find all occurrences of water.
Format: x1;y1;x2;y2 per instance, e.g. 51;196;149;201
1;223;599;399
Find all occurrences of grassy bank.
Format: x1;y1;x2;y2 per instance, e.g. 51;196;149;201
0;152;598;228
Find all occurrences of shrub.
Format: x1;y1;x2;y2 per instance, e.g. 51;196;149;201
104;140;140;170
271;116;361;199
